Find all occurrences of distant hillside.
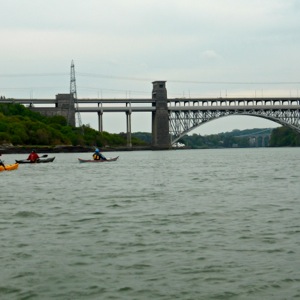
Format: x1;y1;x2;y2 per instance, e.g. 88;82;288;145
133;127;300;148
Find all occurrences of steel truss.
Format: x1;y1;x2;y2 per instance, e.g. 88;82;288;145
70;60;83;129
169;107;300;144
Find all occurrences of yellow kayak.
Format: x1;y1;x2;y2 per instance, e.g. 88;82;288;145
0;163;19;172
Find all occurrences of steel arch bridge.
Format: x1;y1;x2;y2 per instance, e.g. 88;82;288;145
168;97;300;144
2;80;300;149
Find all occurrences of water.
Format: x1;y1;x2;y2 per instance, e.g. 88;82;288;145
1;148;300;300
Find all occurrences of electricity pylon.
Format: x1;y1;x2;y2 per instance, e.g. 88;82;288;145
70;60;83;132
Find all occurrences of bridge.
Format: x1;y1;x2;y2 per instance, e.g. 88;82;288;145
233;129;272;147
2;81;300;149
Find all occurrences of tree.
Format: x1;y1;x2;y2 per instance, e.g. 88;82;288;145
270;127;300;146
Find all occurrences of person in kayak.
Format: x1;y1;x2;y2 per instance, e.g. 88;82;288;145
0;153;6;169
27;150;40;163
93;148;107;161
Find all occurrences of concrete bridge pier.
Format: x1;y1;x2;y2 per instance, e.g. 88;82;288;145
126;111;132;148
151;81;170;149
97;111;103;132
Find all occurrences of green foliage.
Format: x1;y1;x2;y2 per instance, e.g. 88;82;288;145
132;132;152;144
4;102;298;149
134;128;292;148
101;131;125;146
0;132;11;144
46;115;68;126
0;103;144;147
0;118;8;132
269;127;300;146
133;131;252;148
179;130;274;148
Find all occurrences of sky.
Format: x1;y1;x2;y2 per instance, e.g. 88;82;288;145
1;0;300;135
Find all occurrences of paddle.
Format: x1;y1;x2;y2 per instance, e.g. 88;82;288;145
41;154;48;158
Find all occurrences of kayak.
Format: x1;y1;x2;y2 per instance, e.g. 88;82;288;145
0;163;19;172
78;156;119;163
15;157;55;164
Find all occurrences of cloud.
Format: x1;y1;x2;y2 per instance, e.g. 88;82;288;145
1;0;300;134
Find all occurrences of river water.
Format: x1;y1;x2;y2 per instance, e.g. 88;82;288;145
1;148;300;300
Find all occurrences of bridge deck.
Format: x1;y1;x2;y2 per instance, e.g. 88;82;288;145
2;97;299;113
169;105;300;111
2;97;300;106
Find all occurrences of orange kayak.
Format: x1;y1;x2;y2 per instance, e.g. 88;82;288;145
0;163;19;172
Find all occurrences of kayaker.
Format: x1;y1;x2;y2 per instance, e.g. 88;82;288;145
93;148;107;161
0;153;6;169
27;150;40;163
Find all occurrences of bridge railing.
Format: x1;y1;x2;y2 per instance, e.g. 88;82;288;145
167;97;300;107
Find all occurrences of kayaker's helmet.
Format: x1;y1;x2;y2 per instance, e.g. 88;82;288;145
32;149;36;153
95;148;99;153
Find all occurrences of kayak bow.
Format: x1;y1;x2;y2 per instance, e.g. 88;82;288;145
0;163;19;172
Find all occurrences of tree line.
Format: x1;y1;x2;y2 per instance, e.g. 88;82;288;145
133;127;300;148
0;103;146;148
0;103;299;148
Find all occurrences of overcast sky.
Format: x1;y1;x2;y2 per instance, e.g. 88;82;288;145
1;0;300;134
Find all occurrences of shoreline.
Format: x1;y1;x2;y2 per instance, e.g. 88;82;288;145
0;145;161;154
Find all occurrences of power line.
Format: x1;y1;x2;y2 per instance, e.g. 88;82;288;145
0;73;68;77
77;72;152;82
0;84;150;95
76;72;300;85
78;86;149;95
0;86;66;90
1;71;299;85
168;80;300;85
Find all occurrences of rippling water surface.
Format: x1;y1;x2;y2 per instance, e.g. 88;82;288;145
1;148;300;299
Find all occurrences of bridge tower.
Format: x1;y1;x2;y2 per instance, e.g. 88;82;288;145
151;81;170;149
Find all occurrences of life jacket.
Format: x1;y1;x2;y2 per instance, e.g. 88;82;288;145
93;153;101;160
28;152;39;162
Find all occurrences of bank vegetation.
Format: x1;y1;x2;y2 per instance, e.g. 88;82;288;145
0;103;299;149
0;103;146;148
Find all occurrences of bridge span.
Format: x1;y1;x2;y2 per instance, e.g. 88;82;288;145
2;81;300;149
